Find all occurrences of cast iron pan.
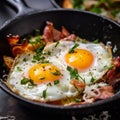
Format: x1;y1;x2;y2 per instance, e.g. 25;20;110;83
0;0;120;115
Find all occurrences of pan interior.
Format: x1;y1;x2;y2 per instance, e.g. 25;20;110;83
0;9;120;110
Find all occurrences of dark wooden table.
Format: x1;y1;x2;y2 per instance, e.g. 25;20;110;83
0;0;120;120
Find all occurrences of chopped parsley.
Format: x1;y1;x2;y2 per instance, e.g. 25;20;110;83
17;66;22;71
54;80;60;85
35;42;45;54
55;41;60;47
51;70;62;76
69;43;79;53
90;72;96;83
21;78;35;86
47;83;52;86
42;89;47;98
43;51;51;56
104;65;114;70
93;39;99;44
90;76;96;83
67;66;85;82
73;36;80;43
74;98;81;103
29;36;42;44
32;42;50;63
39;77;45;80
23;58;27;62
81;39;87;43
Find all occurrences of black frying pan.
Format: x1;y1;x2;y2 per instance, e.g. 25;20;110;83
0;0;120;115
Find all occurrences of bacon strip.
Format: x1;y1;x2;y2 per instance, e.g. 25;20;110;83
107;56;120;87
97;86;114;99
70;79;86;91
7;34;19;46
11;40;29;57
42;21;76;42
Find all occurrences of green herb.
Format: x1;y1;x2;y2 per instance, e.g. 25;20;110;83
104;65;114;70
32;42;47;63
23;58;27;62
93;39;99;44
90;76;96;83
21;78;35;86
81;39;87;43
42;89;47;98
47;83;52;86
67;66;85;82
67;66;79;79
55;41;59;47
90;72;96;83
43;51;51;56
17;66;22;71
51;70;62;76
74;36;80;43
74;98;81;102
69;43;79;53
33;55;49;63
30;36;42;44
33;54;42;61
54;80;60;85
39;77;45;80
35;36;41;43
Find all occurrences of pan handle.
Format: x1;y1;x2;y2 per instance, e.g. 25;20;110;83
5;0;34;16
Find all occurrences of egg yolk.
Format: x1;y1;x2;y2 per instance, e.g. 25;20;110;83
29;63;62;84
65;49;94;70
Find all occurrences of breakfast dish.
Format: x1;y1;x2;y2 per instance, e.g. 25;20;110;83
61;0;120;23
3;21;120;106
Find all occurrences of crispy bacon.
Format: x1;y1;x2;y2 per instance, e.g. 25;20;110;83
61;26;70;37
42;21;76;42
113;56;120;68
70;79;86;91
7;34;19;46
97;86;114;99
107;56;120;87
3;56;14;69
11;40;28;57
42;21;54;43
62;34;76;41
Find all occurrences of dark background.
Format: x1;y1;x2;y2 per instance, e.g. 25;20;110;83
0;0;120;120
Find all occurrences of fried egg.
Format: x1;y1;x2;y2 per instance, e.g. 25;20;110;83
7;40;112;103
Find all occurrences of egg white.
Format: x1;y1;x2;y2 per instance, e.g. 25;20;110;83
7;51;78;102
44;41;112;84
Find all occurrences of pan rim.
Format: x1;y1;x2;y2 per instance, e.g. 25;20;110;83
0;8;120;31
